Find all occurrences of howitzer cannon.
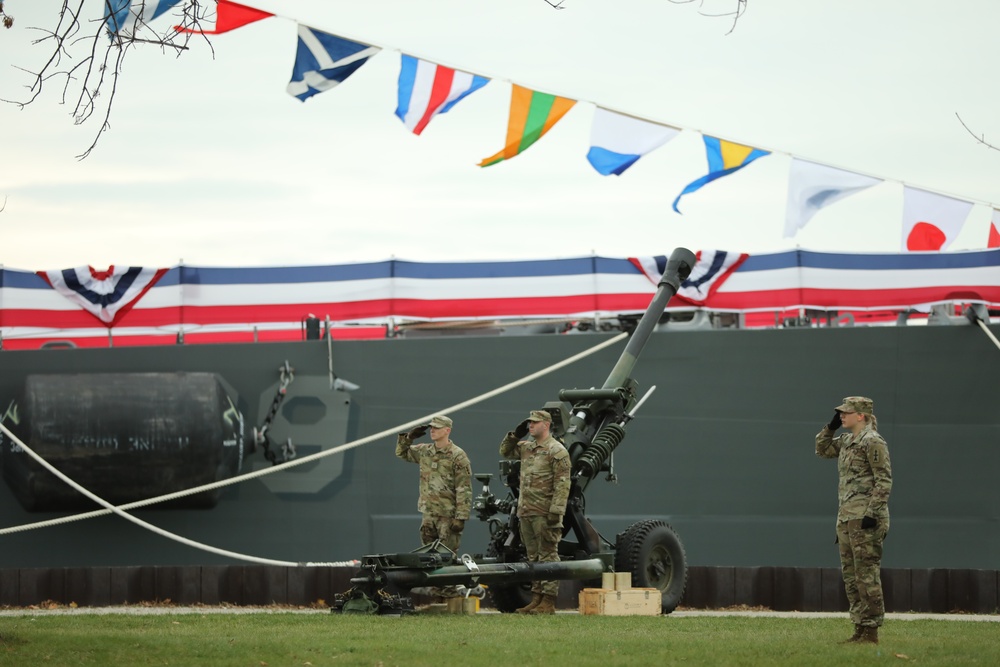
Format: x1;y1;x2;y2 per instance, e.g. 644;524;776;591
474;247;696;613
333;247;696;614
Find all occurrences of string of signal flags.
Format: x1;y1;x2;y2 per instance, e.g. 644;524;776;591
104;0;1000;252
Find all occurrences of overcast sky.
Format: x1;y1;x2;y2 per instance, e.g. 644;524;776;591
2;0;998;271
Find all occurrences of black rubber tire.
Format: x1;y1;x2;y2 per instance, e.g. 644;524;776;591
485;542;533;613
614;519;688;613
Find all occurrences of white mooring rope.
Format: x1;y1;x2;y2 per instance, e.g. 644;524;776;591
0;332;628;566
973;318;1000;351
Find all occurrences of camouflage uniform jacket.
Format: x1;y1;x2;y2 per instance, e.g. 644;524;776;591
396;436;472;520
500;432;570;518
815;423;892;523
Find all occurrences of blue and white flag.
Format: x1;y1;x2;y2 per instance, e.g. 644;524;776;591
586;108;679;176
105;0;182;36
287;25;381;102
783;159;881;238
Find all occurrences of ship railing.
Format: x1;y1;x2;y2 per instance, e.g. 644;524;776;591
1;302;995;350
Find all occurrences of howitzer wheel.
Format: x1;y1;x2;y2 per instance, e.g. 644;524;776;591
484;542;533;613
615;519;687;613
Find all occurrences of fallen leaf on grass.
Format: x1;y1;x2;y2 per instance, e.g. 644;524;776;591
895;654;910;660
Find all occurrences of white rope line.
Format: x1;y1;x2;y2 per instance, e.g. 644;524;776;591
974;319;1000;352
0;332;627;565
0;421;336;567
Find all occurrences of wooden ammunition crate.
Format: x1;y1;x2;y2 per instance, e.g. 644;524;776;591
578;587;662;616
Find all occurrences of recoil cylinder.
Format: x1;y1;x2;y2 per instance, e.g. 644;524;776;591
574;422;626;481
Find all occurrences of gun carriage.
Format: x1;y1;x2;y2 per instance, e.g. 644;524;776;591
335;247;696;614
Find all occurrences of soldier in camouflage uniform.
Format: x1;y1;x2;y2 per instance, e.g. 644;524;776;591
499;409;571;615
396;415;472;553
816;396;892;645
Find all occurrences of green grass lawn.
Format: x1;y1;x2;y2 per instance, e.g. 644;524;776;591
1;612;997;667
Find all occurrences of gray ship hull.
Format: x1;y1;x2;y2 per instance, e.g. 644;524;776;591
1;323;998;571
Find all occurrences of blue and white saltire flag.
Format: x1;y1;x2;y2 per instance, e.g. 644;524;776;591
395;55;489;135
586;107;680;176
783;158;881;238
105;0;183;37
286;25;381;102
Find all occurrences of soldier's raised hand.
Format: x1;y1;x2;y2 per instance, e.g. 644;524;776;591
407;424;429;439
827;412;841;431
513;419;530;439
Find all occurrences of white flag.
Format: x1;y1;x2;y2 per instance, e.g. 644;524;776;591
783;159;881;237
901;187;974;252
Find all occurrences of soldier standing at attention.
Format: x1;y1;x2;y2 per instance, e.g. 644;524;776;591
500;410;571;615
816;396;892;645
396;415;472;552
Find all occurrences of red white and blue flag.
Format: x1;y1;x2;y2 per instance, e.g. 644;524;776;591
395;55;489;135
38;266;168;327
2;251;998;349
629;250;748;306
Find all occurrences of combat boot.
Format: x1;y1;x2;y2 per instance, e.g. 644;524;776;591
516;593;542;614
858;626;879;644
530;594;557;615
840;625;863;643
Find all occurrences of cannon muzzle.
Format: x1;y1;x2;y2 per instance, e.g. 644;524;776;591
601;247;696;390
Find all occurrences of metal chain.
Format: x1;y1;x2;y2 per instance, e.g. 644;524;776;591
253;361;296;465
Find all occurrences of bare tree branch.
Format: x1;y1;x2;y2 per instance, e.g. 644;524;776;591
956;112;1000;153
669;0;748;34
2;1;212;159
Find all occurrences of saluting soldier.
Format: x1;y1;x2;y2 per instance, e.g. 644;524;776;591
816;396;892;645
500;409;571;615
396;415;472;552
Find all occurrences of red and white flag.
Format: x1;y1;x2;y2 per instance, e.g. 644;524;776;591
989;209;1000;248
175;0;273;34
901;187;974;252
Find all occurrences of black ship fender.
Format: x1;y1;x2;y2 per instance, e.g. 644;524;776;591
0;372;245;511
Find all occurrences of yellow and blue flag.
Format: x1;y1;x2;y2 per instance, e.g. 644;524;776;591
672;136;769;213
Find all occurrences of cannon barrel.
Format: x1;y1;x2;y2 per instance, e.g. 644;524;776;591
601;247;696;391
353;557;608;590
558;388;624;403
566;247;695;489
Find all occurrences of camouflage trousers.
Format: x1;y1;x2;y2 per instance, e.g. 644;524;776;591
837;518;888;627
519;514;562;597
420;515;462;552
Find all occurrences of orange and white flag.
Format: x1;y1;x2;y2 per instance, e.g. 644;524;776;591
901;187;973;252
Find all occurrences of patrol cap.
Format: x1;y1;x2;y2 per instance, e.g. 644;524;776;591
527;410;552;423
429;415;453;428
835;396;873;415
